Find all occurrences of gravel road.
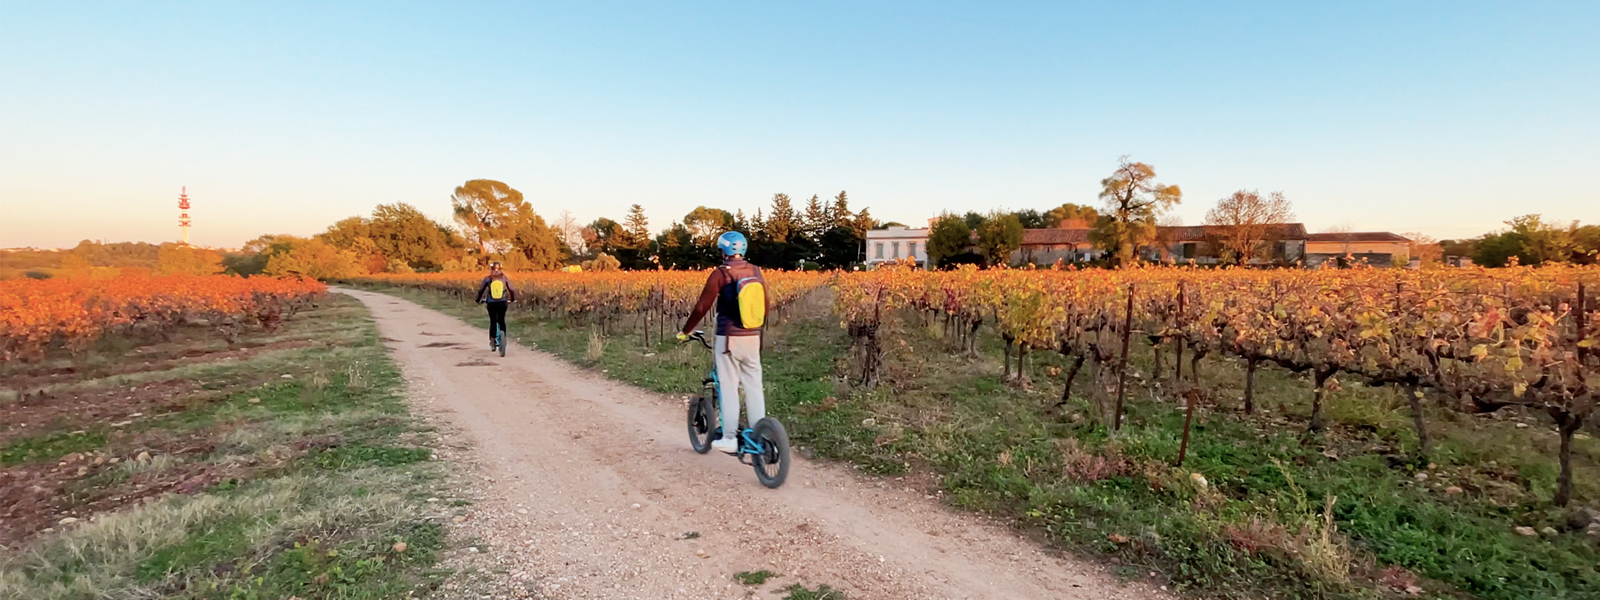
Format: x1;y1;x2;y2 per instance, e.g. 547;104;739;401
341;289;1169;600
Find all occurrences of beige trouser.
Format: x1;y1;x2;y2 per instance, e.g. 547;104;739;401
713;334;765;437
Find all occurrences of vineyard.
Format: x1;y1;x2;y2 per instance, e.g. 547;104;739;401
349;265;1600;599
346;270;830;342
350;266;1600;494
0;275;326;362
836;265;1600;502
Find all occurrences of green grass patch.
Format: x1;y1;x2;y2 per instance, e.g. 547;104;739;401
1;429;107;467
734;569;779;585
310;445;432;470
783;583;848;600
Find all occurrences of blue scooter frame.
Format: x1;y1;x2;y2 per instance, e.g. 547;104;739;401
683;331;790;488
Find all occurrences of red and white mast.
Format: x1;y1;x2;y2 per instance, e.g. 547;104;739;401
178;187;192;245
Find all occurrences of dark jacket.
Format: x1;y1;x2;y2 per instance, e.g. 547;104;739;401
683;258;767;337
475;274;516;303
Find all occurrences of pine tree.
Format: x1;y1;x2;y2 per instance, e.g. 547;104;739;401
764;194;798;243
622;204;650;250
750;209;766;236
830;191;853;229
850;207;878;238
802;194;828;241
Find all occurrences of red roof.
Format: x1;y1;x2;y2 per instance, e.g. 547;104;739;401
1020;228;1091;245
1305;232;1410;243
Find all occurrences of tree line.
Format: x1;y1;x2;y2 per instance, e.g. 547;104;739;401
8;157;1595;280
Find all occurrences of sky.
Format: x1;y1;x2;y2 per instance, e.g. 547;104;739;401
2;1;1597;249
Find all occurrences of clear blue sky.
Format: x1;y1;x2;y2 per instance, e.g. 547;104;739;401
3;1;1597;248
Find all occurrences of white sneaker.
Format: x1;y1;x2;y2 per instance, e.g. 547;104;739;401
711;438;739;454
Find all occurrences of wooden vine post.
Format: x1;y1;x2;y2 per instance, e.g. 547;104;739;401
1114;283;1134;431
1176;387;1197;466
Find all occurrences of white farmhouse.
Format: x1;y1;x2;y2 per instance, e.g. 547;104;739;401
864;226;928;268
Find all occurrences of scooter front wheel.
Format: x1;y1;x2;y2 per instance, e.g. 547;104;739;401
750;417;790;488
687;397;714;454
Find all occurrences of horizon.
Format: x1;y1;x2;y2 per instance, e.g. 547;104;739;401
3;2;1598;248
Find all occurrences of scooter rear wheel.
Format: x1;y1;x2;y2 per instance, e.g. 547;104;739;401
750;417;790;488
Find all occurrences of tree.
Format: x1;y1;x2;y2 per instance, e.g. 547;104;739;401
1473;215;1582;267
225;234;298;276
584;218;625;256
367;203;462;270
557;210;587;258
829;191;853;229
1013;209;1045;229
1203;190;1294;265
926;212;973;268
963;211;987;231
1096;157;1181;266
1572;224;1600;264
1044;203;1099;228
263;238;364;279
655;223;703;269
763;194;799;243
802;194;829;241
157;243;224;276
976;212;1023;266
621;204;651;250
850;208;878;238
506;210;566;271
451;179;527;260
683;206;735;247
449;180;564;270
320;216;372;249
1402;232;1443;266
817;226;862;268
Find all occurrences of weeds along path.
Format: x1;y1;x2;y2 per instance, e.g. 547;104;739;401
338;288;1165;600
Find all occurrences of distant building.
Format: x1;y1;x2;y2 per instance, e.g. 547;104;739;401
1011;227;1103;265
1303;232;1413;268
865;226;928;268
1140;224;1309;265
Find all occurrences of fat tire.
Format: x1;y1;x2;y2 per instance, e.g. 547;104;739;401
687;397;713;454
751;417;790;488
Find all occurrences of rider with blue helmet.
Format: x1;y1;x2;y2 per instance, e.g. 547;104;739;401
680;231;769;454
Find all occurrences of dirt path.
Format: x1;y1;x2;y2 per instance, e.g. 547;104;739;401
340;289;1169;600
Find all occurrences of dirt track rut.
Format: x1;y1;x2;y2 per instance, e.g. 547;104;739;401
341;289;1168;600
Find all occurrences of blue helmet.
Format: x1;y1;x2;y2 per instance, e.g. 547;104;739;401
716;231;748;257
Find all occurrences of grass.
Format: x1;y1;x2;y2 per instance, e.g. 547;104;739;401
355;283;1600;600
734;569;779;585
782;583;848;600
0;294;449;600
1;430;108;468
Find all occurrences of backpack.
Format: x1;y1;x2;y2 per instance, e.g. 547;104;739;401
717;266;765;329
489;279;507;301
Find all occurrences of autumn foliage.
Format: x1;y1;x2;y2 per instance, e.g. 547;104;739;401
346;270;830;341
834;264;1600;502
0;275;326;361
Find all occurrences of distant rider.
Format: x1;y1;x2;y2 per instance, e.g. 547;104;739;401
679;232;769;454
475;261;516;351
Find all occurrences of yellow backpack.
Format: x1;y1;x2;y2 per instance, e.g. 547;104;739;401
718;267;765;329
489;279;507;300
